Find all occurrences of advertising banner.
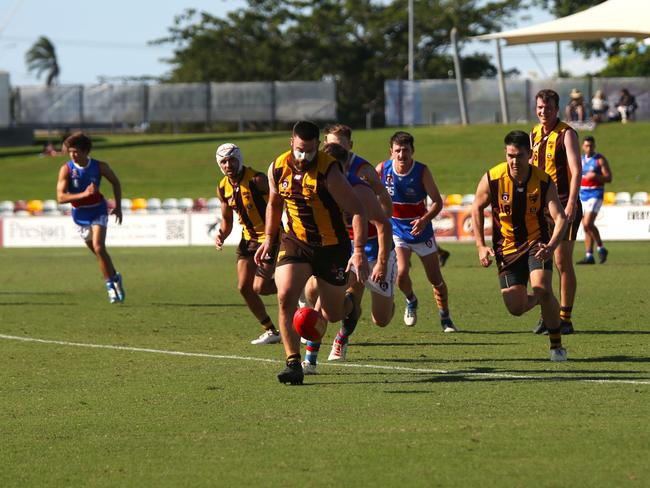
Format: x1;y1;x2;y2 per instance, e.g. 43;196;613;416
1;214;192;248
1;205;648;248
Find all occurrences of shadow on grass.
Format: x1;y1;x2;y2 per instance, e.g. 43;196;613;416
354;341;518;347
0;133;284;158
443;329;650;335
151;302;248;307
385;373;650;386
574;330;650;335
364;355;650;364
311;366;650;387
0;291;72;296
454;330;535;335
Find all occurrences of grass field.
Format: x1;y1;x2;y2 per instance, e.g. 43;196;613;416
2;125;648;486
1;122;649;201
2;242;649;487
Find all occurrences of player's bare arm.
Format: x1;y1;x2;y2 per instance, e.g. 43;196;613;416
254;164;283;266
215;190;233;250
326;165;369;283
100;161;123;224
563;128;581;222
252;173;271;194
411;166;443;236
597;156;613;184
471;174;495;268
359;163;393;217
356;183;392;282
535;181;567;261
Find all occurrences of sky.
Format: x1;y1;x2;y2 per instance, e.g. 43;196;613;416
0;0;607;86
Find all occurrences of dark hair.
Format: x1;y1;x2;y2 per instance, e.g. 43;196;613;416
292;120;320;141
323;123;352;141
504;130;531;151
390;131;414;150
64;132;92;152
322;142;349;162
535;89;560;108
583;136;595;144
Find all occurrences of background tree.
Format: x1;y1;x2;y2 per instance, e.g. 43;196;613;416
25;36;60;86
155;0;526;127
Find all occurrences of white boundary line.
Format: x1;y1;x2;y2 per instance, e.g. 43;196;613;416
2;333;649;385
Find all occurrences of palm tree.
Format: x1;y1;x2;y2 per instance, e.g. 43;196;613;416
25;36;60;85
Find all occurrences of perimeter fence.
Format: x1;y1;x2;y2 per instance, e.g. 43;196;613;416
13;80;336;128
385;77;650;125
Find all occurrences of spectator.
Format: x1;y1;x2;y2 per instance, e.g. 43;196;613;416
590;90;609;123
616;88;637;123
565;88;585;122
40;141;59;157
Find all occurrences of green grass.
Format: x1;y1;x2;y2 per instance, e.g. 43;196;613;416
1;122;648;201
1;242;649;487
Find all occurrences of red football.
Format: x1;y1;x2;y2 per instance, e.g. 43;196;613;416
293;307;326;341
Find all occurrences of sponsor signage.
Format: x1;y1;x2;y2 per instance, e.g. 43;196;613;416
1;205;647;247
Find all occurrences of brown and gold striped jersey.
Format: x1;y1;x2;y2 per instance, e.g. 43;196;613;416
488;162;551;264
272;150;348;247
218;166;268;242
530;120;576;206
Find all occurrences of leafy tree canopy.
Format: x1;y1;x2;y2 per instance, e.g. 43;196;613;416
154;0;526;126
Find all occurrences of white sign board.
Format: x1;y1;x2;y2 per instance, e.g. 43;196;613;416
1;205;648;247
190;213;243;246
576;206;650;241
1;214;192;247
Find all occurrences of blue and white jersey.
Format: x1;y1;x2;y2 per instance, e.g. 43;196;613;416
66;158;108;226
379;159;433;244
580;153;605;201
344;154;381;259
347;153;371;181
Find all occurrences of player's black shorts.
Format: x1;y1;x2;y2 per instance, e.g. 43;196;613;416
237;236;279;280
563;200;583;241
548;200;583;241
277;233;350;286
498;247;552;289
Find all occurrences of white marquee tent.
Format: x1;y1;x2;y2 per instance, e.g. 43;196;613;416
475;0;650;45
469;0;650;123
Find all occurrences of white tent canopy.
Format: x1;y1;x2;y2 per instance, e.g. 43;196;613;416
462;0;650;123
474;0;650;45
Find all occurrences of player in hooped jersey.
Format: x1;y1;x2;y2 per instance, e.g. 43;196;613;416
577;136;612;265
56;132;125;303
377;131;457;332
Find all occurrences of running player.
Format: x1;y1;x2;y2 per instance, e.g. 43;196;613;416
300;142;395;371
55;132;125;303
471;130;568;361
254;121;369;385
377;131;457;332
577;136;612;265
321;125;396;362
215;143;280;345
530;89;582;335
